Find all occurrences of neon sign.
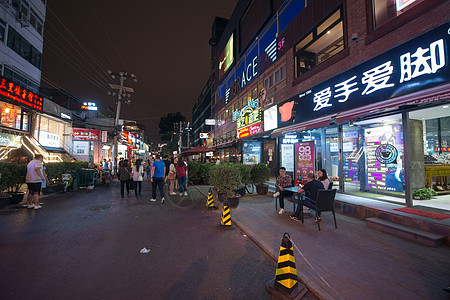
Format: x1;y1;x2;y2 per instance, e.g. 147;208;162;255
232;98;259;122
0;76;43;111
81;102;98;111
240;56;258;89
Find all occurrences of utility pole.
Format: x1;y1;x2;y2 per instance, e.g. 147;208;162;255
107;70;137;161
178;121;183;154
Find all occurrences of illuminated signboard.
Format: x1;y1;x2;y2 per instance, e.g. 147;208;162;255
233;98;259;122
0;76;43;111
237;122;263;139
72;128;100;141
218;34;234;81
264;105;278;132
396;0;416;10
81;102;98;111
240;55;258;89
0;132;22;147
282;23;450;128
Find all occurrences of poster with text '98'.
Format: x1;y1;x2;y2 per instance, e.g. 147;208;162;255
295;142;314;185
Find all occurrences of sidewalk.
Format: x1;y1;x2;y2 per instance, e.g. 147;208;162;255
231;193;450;300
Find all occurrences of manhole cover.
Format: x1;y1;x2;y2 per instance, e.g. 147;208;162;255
90;205;111;211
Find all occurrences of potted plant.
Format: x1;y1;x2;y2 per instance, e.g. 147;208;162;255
250;163;270;195
235;163;251;196
412;188;437;200
0;163;12;208
209;163;242;207
7;163;27;204
187;161;203;185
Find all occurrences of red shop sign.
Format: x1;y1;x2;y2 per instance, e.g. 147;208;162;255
237;122;262;139
0;76;43;111
72;128;100;141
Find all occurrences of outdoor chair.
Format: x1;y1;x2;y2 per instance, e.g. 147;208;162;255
328;181;333;190
301;189;337;231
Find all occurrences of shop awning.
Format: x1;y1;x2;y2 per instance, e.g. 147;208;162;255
271;115;332;137
181;145;216;154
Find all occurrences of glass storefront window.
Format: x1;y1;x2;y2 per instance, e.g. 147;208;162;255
347;114;405;198
324;127;341;190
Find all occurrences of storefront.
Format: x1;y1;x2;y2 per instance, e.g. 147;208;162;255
273;23;450;207
34;113;72;151
0;75;43;163
72;128;100;163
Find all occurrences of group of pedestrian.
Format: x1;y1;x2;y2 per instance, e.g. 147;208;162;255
116;155;188;202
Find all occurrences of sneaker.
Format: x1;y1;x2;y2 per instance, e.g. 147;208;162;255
150;198;157;202
170;192;176;195
179;192;183;197
27;204;35;209
161;198;165;204
290;214;300;221
183;192;188;196
33;205;42;210
314;216;322;223
273;192;280;198
278;208;285;215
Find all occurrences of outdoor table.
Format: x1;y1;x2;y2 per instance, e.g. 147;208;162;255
283;186;306;221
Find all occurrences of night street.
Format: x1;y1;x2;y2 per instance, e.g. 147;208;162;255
0;183;288;300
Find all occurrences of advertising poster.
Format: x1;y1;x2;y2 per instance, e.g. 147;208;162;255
242;141;261;166
72;128;100;141
365;124;404;192
343;131;359;182
295;142;315;185
281;144;294;173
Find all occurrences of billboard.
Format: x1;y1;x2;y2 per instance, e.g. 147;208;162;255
72;128;100;141
218;34;234;81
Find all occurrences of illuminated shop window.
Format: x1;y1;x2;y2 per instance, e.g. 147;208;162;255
372;0;423;29
294;8;344;78
0;101;22;129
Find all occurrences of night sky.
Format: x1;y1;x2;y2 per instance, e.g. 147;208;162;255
41;0;237;142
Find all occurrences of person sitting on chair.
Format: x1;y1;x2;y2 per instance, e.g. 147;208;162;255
290;173;324;222
318;169;330;189
273;167;293;215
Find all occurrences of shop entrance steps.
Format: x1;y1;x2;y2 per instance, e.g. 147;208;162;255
365;217;447;247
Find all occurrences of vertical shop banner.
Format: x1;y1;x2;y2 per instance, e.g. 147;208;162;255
295;142;315;185
281;144;294;173
101;131;108;143
365;125;404;192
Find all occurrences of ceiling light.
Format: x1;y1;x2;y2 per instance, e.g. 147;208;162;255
5;108;10;113
327;31;331;34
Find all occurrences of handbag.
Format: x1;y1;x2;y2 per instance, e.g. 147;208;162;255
129;180;135;190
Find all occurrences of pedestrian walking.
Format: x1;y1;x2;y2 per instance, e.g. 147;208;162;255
132;159;144;196
40;162;49;194
150;156;166;203
167;157;177;195
119;159;132;198
113;157;118;178
25;154;45;210
176;156;188;196
146;158;152;181
162;155;170;182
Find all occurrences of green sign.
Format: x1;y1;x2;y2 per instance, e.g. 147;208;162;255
0;133;22;147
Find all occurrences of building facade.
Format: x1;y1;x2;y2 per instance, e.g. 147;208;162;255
204;0;450;207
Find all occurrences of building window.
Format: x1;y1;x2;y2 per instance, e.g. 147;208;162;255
294;8;344;78
6;27;42;69
372;0;424;29
0;101;22;130
0;18;6;43
30;9;44;36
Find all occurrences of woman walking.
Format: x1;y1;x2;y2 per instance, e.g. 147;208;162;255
132;159;144;196
175;156;188;196
119;159;132;198
168;157;177;195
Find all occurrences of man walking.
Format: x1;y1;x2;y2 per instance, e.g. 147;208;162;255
26;154;45;210
150;156;166;203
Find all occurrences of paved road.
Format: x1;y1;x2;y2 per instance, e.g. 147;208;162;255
0;182;315;300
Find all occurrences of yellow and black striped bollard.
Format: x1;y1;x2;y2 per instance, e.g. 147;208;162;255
266;232;307;299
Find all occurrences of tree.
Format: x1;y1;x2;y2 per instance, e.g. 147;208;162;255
159;112;186;142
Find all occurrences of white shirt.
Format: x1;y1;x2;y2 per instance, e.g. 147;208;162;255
26;160;43;183
132;165;144;181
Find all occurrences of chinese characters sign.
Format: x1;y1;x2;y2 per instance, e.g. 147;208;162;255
237;122;262;139
0;76;43;111
0;132;22;148
72;128;100;141
282;23;450;127
295;142;314;185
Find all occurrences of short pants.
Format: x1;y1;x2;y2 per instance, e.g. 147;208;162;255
27;182;42;195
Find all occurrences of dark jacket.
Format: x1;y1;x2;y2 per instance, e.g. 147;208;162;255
119;165;132;181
